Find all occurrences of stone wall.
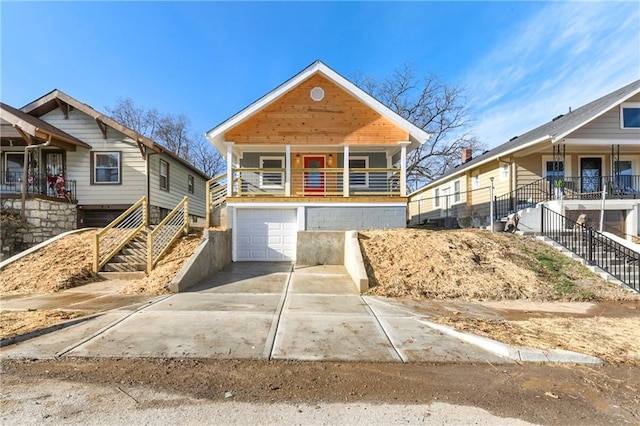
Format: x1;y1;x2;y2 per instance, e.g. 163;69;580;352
1;198;77;260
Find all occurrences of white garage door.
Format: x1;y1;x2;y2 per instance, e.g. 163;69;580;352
236;209;298;261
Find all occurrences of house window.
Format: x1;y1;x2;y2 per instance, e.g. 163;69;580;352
260;156;284;188
614;160;634;189
471;172;480;189
4;153;24;184
188;175;194;194
621;102;640;128
500;163;510;181
160;159;170;191
92;152;121;184
434;188;440;207
349;156;369;188
454;180;461;203
545;161;565;185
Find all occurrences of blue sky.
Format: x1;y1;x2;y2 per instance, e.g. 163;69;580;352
1;1;639;150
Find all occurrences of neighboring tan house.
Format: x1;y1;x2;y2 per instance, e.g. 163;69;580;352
205;61;430;262
1;90;209;250
408;80;640;241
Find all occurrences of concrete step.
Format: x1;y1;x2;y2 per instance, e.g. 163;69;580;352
98;271;146;281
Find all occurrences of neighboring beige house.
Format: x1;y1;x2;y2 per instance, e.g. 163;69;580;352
1;90;209;229
408;80;640;241
205;60;431;262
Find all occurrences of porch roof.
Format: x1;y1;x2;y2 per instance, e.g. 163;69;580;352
410;79;640;196
21;89;210;179
0;102;91;150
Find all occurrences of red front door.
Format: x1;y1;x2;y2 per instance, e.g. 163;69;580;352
304;156;325;194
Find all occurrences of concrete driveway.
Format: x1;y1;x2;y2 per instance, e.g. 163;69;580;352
1;262;511;363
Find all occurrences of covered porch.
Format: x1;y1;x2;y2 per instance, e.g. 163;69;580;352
220;142;411;199
0;102;90;204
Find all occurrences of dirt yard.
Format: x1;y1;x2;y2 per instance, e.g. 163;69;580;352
359;228;640;364
1;231;202;296
359;228;637;302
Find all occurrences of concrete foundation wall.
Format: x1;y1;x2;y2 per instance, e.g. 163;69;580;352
306;206;406;231
1;198;76;261
296;231;344;265
169;229;232;292
344;231;369;292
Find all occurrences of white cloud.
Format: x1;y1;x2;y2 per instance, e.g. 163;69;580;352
465;2;640;149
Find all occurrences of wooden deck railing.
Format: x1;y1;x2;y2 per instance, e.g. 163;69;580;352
93;196;147;273
147;196;189;272
205;173;229;226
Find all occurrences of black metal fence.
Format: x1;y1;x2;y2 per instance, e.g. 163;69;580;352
541;206;639;292
495;175;640;219
1;171;77;201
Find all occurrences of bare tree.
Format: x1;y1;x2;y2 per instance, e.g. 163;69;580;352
353;64;483;191
106;98;224;177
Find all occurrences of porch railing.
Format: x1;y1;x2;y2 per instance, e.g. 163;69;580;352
494;175;640;219
205;172;230;226
230;167;402;197
541;206;639;292
93;196;148;273
1;170;77;201
147;196;189;271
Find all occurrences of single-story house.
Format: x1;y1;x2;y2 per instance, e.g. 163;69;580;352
408;80;640;241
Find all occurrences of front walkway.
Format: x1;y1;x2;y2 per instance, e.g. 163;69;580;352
0;263;509;363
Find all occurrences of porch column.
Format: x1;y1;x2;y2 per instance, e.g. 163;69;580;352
343;145;350;197
285;144;291;196
225;142;234;197
399;141;410;197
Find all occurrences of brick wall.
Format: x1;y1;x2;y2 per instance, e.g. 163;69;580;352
1;198;76;260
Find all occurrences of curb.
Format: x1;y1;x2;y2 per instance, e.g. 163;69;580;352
418;319;603;364
365;297;604;365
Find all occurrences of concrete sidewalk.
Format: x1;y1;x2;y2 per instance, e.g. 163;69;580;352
0;263;603;364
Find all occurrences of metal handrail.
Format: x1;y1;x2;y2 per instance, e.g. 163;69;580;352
147;196;189;271
494;175;640;219
494;178;550;220
541;206;639;292
93;196;147;273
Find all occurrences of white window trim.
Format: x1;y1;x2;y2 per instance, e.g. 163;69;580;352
434;188;440;207
614;156;638;175
499;162;510;182
541;155;572;179
259;156;285;189
349;156;369;188
471;172;480;190
93;151;121;184
620;102;640;129
453;180;462;204
159;159;169;191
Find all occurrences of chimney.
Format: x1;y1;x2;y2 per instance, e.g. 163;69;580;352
461;148;473;164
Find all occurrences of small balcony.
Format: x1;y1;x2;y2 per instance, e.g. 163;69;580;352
1;170;77;202
230;167;402;198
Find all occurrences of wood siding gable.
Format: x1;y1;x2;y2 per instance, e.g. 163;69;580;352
225;74;409;146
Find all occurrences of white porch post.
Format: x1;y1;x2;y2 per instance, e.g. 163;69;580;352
285;144;291;196
399;142;410;196
225;142;234;197
343;145;350;197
